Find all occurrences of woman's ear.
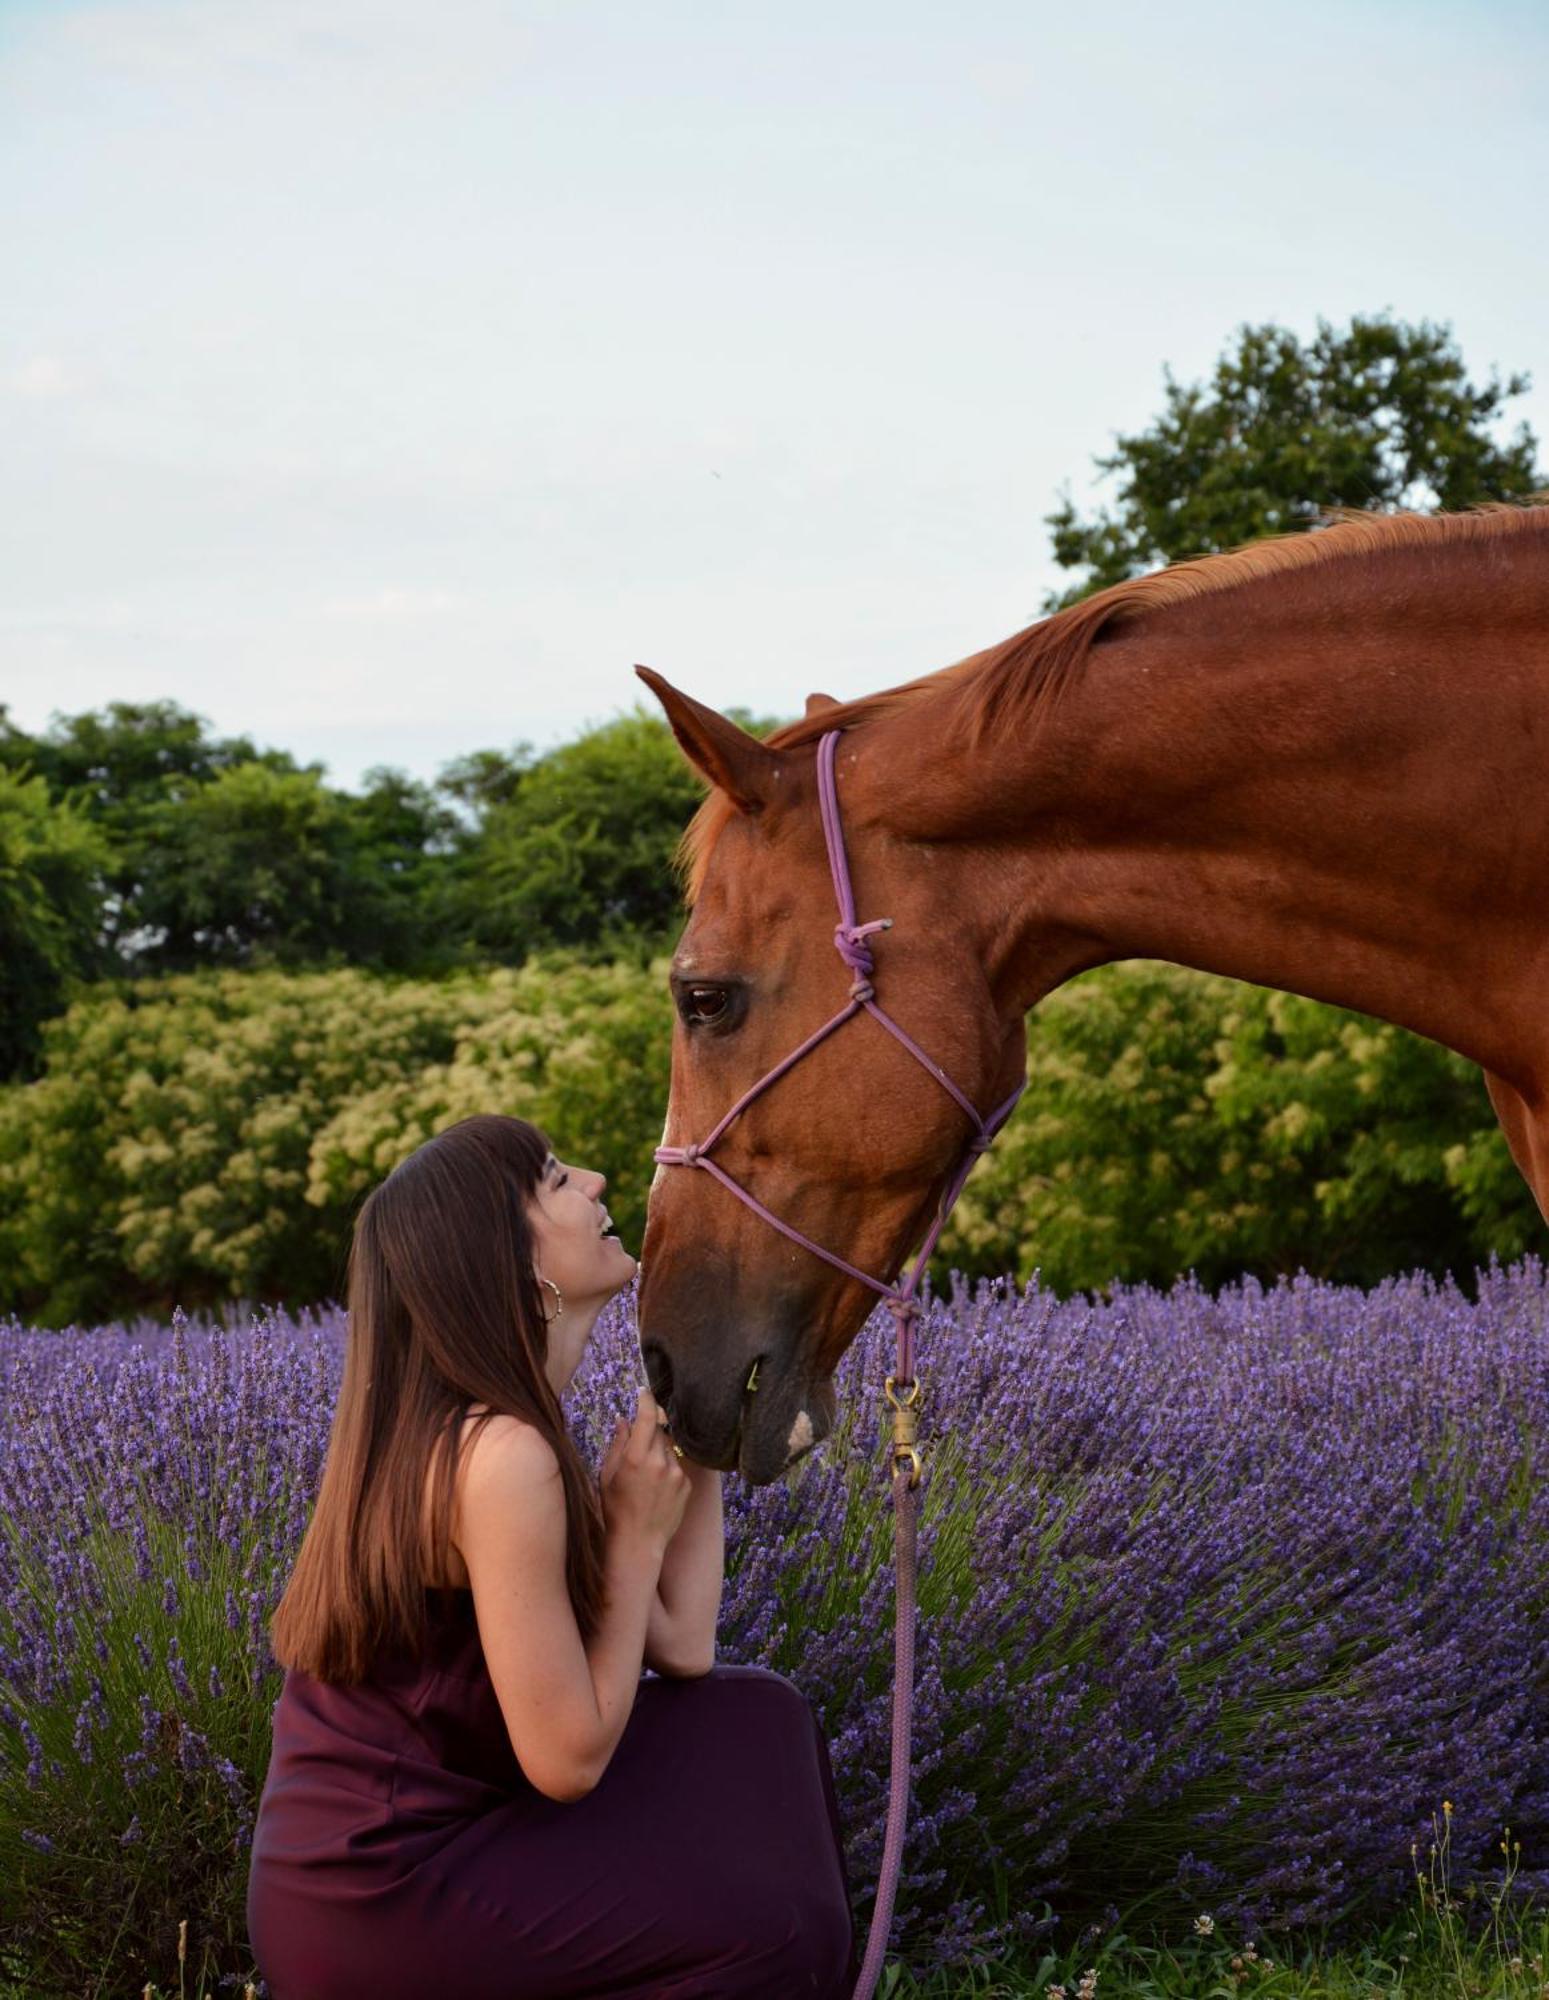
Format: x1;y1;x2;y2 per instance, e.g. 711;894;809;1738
635;666;782;814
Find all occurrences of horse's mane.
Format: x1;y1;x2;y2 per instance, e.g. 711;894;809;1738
680;498;1549;899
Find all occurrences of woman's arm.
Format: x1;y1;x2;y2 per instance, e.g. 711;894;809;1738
456;1417;663;1802
642;1460;723;1677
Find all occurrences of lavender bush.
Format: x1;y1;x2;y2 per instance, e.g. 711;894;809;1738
4;1264;1549;1993
0;1308;339;1994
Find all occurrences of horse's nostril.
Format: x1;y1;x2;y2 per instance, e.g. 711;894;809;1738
640;1342;673;1406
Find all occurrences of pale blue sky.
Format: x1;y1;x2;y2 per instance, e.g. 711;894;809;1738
3;0;1545;789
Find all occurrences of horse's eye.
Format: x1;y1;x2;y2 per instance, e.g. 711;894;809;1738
670;974;745;1033
682;986;729;1025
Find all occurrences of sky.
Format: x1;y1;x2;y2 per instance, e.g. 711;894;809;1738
3;0;1546;791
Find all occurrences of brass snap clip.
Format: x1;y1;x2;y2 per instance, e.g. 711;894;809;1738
883;1373;924;1489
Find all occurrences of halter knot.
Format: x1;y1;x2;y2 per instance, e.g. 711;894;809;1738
966;1130;995;1156
681;1142;702;1165
885;1294;922;1326
833;915;892;978
849;977;875;1003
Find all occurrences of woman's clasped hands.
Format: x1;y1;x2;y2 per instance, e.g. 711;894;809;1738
599;1386;691;1552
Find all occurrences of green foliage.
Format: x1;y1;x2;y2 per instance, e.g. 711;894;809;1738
0;770;107;1081
1;954;1541;1325
883;1884;1549;1996
450;710;706;955
435;741;534;819
940;964;1543;1295
0;960;673;1327
332;765;465;967
135;762;371;966
0;698;307;964
1045;314;1544;607
0;697;295;805
0;704;707;1005
303;956;673;1232
130;761;452;972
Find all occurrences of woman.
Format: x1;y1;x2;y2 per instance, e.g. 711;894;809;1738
248;1113;857;1999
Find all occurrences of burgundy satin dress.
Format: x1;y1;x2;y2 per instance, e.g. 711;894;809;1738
247;1591;857;1999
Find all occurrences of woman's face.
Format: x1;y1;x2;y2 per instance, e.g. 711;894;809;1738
527;1154;637;1380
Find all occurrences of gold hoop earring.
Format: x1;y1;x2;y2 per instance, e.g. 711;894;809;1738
539;1276;564;1321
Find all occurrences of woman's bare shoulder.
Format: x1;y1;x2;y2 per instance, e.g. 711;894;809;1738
426;1410;564;1588
459;1409;562;1491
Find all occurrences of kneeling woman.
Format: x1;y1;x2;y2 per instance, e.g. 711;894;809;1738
248;1114;856;1999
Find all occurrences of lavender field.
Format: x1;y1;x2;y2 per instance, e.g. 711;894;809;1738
4;1263;1549;1994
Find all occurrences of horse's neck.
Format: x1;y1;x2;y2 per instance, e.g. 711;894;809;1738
938;547;1549;1085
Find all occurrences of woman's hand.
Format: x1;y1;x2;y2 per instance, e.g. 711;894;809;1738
599;1387;691;1553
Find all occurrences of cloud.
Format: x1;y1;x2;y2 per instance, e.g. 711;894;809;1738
61;0;393;75
320;586;470;622
7;357;80;400
56;0;544;101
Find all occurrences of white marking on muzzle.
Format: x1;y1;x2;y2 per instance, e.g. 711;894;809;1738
650;1111;671;1198
786;1410;814;1456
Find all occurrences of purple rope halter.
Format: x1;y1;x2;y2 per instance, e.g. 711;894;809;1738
653;728;1024;1996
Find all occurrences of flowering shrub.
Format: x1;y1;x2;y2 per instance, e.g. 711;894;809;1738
4;1264;1549;1991
3;957;1542;1330
0;958;673;1326
946;963;1542;1292
0;1309;339;1992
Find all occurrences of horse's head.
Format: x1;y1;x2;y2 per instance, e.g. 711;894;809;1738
635;669;1028;1484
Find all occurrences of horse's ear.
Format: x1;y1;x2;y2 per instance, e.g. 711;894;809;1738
804;692;839;718
635;666;780;814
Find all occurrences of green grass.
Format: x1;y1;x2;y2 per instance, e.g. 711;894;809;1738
884;1913;1548;1999
878;1806;1547;1998
104;1807;1549;2000
119;1920;1549;2000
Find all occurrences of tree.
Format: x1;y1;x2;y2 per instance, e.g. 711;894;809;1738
0;705;468;973
435;744;534;825
0;700;309;959
1044;314;1544;608
0;699;785;983
132;763;394;969
0;698;301;809
0;771;107;1079
451;711;709;957
335;766;463;969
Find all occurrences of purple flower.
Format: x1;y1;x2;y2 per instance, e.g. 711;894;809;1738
4;1266;1549;1963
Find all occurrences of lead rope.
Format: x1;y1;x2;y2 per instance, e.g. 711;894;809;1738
852;1316;923;2000
852;1138;1003;1997
652;729;1023;1996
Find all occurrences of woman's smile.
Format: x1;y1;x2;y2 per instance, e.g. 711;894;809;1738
527;1157;638;1384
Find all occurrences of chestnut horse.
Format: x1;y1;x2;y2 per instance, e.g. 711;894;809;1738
636;502;1549;1484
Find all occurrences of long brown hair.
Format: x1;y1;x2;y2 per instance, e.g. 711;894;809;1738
272;1114;608;1683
